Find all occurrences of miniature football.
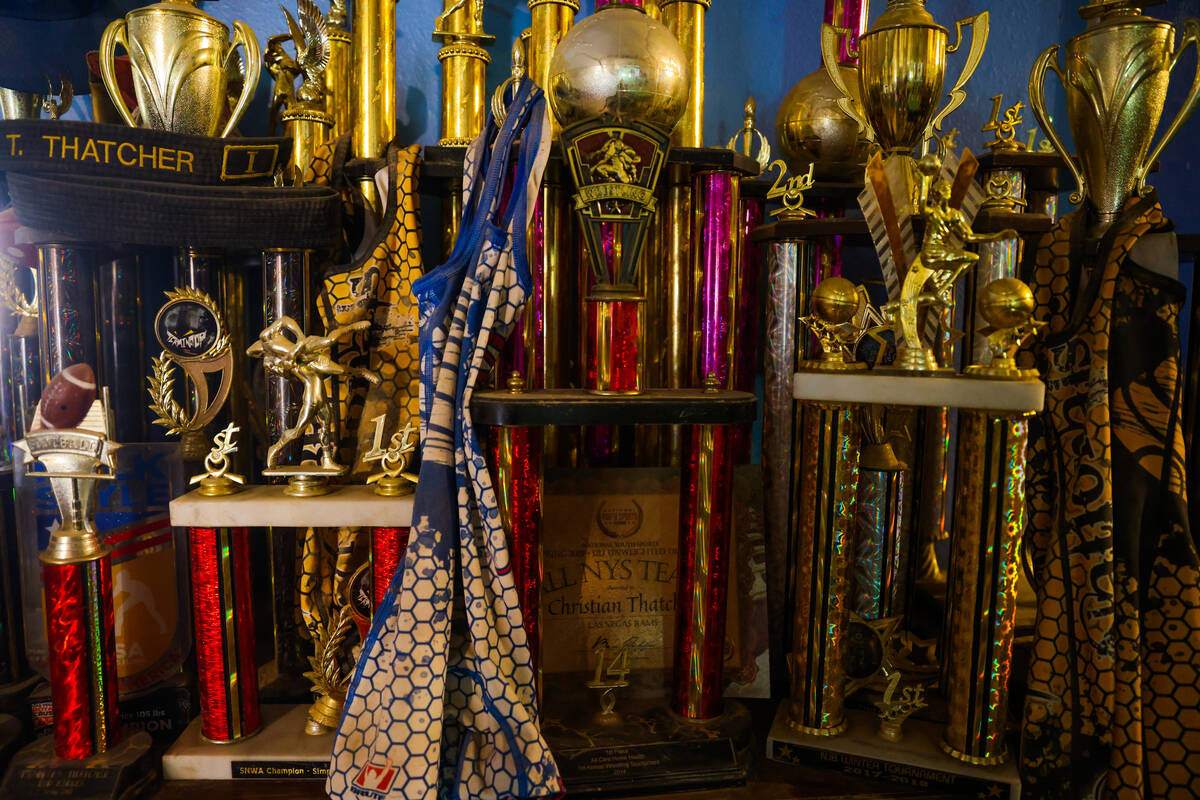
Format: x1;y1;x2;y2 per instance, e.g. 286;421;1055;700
39;363;97;429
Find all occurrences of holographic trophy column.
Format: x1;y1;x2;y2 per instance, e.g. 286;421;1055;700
941;410;1027;765
786;280;867;737
261;249;310;466
942;279;1041;766
37;243;98;386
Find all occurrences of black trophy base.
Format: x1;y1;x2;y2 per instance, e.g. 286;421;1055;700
0;730;156;800
542;696;753;796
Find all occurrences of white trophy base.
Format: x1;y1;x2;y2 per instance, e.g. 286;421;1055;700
162;704;333;781
170;484;414;528
793;370;1045;413
766;705;1021;799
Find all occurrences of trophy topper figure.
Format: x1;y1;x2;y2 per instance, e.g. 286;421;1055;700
363;417;418;496
14;364;119;563
249;316;379;495
148;288;233;461
880;159;1017;372
189;422;247;497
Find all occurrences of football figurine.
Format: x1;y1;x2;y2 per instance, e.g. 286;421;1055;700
39;363;97;429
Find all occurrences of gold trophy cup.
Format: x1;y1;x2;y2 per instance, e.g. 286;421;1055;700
99;0;262;137
1029;1;1200;233
822;0;989;155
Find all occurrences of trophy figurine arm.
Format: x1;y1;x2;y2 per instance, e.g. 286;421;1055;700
956;219;1018;245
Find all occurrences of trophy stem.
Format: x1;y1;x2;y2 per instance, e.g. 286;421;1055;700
671;422;734;720
43;555;120;758
189;526;261;744
370;527;410;613
787;403;859;737
659;0;710;147
853;444;909;621
585;293;644;395
941;411;1027;765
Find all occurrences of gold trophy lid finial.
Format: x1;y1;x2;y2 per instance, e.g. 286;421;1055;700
726;95;771;171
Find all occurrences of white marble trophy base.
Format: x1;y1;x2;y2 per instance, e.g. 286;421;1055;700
766;705;1021;799
794;370;1045;413
170;484;414;528
163;705;333;781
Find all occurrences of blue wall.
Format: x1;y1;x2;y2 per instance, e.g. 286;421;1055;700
115;0;1200;227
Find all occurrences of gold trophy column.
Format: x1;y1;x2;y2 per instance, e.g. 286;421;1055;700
434;0;495;147
528;0;579;137
353;0;397;212
325;1;352;138
660;0;709;147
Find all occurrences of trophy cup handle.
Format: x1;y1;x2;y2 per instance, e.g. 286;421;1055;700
1029;45;1086;206
98;20;138;129
1138;18;1200;197
820;23;871;138
221;21;262;139
929;11;989;134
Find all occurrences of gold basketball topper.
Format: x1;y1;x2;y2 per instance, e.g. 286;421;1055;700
149;288;233;461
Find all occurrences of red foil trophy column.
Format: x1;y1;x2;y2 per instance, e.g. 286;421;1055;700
362;418;418;614
15;368;121;759
0;368;144;798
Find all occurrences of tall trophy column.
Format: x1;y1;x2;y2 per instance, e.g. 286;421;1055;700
942;280;1042;765
786;280;866;736
672;162;744;720
659;0;709;147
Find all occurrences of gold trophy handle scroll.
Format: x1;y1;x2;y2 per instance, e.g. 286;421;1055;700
222;21;262;138
1137;18;1200;198
1028;45;1087;206
820;23;871;139
98;20;139;129
929;12;989;134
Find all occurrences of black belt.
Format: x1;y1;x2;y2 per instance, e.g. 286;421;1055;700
6;172;341;249
0;120;292;185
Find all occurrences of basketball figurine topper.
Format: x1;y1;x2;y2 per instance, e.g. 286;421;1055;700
148;288;234;461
